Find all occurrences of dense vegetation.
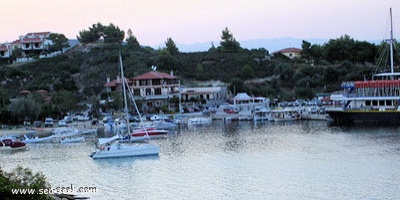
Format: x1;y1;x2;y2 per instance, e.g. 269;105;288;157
0;23;398;124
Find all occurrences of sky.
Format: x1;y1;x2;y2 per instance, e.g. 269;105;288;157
1;0;400;47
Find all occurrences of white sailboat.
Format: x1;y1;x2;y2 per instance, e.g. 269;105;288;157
90;53;160;159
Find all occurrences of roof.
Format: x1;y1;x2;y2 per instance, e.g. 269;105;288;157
104;79;119;87
233;93;252;101
20;37;44;44
273;47;302;54
11;40;20;45
25;32;50;37
133;71;177;80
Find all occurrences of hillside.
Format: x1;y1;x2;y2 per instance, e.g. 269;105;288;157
0;43;375;102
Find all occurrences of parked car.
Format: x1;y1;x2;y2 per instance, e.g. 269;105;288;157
33;121;42;128
63;116;72;123
58;120;67;127
44;118;54;127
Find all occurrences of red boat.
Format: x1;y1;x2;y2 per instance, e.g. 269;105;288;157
0;139;28;151
129;127;168;141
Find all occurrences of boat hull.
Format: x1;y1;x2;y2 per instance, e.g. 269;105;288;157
91;143;159;159
327;110;400;124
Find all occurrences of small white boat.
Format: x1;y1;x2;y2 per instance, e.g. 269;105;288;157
59;137;85;143
90;141;159;159
23;133;54;143
253;107;271;121
187;117;212;125
52;127;97;138
271;109;300;122
92;135;159;159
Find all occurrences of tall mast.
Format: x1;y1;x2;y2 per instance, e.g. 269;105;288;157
119;52;130;134
390;8;394;74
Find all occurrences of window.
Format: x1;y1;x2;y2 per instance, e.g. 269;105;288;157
155;88;161;95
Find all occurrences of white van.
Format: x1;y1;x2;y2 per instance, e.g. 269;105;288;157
44;118;54;127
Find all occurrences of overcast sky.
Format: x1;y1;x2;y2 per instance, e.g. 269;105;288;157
1;0;399;45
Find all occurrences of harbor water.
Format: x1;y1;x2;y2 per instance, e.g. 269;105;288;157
1;120;400;200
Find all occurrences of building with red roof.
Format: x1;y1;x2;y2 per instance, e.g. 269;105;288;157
272;47;302;59
104;70;180;112
0;44;11;58
19;32;52;57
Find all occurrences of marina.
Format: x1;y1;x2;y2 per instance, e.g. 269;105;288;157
1;120;400;199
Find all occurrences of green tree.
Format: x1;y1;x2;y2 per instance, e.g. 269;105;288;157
125;29;140;46
0;166;50;200
301;40;312;62
165;37;179;55
51;90;78;117
77;22;124;43
250;48;268;64
48;33;70;54
323;35;355;62
7;95;42;122
219;27;241;53
240;64;254;79
310;44;323;65
103;23;125;43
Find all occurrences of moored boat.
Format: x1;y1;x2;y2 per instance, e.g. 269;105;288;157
187;117;212;125
130;127;168;141
22;132;54;143
0;138;27;151
327;8;400;124
91;53;160;159
90;140;159;159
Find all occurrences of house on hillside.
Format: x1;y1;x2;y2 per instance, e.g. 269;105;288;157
104;70;180;112
272;47;302;59
103;70;229;113
19;32;52;57
0;43;11;59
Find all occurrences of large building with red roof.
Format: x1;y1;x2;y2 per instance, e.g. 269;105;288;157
0;32;52;61
19;32;52;57
104;70;180;112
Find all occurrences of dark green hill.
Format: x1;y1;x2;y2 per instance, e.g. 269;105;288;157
0;43;374;101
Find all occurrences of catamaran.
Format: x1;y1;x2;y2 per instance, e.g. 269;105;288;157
90;53;160;159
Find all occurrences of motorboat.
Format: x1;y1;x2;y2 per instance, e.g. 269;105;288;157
52;127;97;138
187;117;212;125
270;108;300;122
130;127;168;141
0;138;27;151
59;136;85;143
22;133;54;143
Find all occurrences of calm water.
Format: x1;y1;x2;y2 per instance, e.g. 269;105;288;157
2;120;400;200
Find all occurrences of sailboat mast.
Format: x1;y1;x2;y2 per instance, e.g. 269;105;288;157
119;53;130;134
390;8;394;74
